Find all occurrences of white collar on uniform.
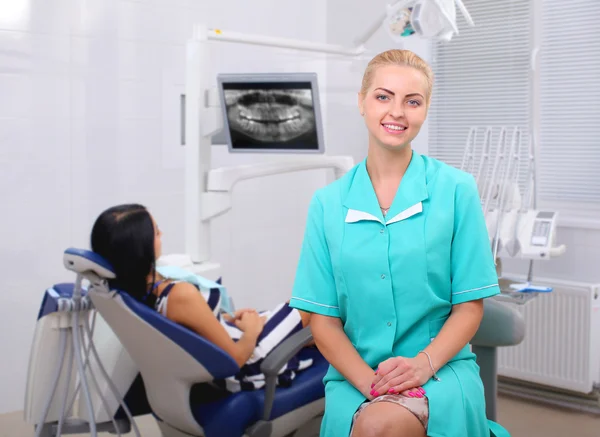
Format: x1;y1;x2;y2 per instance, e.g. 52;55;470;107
345;201;423;225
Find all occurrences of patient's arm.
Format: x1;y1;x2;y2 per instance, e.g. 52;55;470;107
310;314;375;400
165;282;261;368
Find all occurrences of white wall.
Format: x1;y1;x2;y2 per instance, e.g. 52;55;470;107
0;0;330;414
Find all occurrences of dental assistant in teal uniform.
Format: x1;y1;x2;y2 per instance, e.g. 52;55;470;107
289;49;509;437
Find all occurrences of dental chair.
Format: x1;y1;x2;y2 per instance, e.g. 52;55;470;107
61;248;328;437
27;247;517;437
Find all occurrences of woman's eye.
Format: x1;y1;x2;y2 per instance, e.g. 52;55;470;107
376;95;389;101
408;99;421;106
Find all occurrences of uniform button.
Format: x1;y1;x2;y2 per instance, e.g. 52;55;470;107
381;274;386;279
380;228;385;234
387;322;392;327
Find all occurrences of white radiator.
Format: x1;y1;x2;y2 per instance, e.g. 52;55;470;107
497;277;600;394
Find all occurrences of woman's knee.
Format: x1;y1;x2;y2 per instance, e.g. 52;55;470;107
351;402;425;437
351;406;393;437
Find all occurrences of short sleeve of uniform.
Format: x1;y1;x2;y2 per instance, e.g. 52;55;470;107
451;174;500;305
289;193;340;318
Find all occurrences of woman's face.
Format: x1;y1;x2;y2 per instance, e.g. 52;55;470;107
358;64;429;151
151;216;162;259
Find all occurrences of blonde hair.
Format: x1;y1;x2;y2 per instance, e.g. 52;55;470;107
360;49;434;106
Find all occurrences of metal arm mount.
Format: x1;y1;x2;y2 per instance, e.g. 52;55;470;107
51;296;94;313
201;157;354;221
245;327;315;437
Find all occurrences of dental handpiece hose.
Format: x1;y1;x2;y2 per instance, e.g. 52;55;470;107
72;275;97;437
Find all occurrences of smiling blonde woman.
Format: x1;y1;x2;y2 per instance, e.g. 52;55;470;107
290;49;509;437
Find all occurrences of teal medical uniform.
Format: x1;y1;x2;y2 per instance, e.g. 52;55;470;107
289;151;508;437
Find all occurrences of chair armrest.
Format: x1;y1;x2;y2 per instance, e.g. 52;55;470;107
259;327;314;421
471;299;526;347
261;327;313;376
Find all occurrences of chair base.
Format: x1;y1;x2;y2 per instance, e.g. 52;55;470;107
33;418;131;437
157;420;200;437
249;398;324;437
288;413;322;437
155;398;325;437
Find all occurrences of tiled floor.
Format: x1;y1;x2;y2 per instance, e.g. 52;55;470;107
2;395;599;436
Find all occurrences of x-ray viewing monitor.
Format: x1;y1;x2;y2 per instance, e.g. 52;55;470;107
216;73;325;154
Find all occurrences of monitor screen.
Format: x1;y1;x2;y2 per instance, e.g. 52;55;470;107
216;73;324;154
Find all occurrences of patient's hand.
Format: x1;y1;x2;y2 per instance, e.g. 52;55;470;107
234;311;266;339
234;308;258;318
222;308;258;322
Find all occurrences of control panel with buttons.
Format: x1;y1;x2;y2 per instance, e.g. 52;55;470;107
530;211;555;247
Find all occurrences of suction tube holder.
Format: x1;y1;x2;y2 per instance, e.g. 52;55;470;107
30;249;140;437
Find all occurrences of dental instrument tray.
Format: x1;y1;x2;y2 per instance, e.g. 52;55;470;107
494;277;553;305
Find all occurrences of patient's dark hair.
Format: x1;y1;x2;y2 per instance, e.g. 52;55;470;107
91;204;157;307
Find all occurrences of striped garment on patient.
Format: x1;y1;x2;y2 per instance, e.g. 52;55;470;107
155;281;313;392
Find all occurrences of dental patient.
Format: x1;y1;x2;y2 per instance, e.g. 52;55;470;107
90;203;313;393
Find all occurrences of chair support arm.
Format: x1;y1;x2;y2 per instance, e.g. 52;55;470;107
260;327;314;421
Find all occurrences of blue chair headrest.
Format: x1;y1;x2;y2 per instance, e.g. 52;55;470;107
64;248;116;279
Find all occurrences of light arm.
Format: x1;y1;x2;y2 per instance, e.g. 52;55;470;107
206;157;355;192
205;27;365;56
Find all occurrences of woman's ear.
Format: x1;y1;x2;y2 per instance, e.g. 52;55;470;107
357;92;365;116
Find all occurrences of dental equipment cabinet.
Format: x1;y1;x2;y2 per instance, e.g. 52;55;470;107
461;125;566;302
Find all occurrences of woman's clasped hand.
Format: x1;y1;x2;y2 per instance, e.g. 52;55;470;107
368;354;433;399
